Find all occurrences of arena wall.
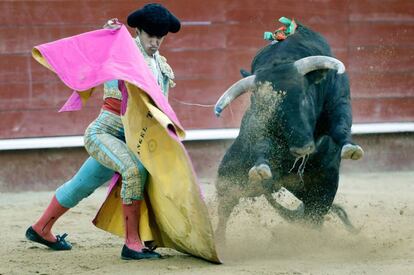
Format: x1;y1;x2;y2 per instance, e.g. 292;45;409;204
0;1;413;191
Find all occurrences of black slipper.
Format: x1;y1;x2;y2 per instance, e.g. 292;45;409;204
121;245;161;260
25;226;72;251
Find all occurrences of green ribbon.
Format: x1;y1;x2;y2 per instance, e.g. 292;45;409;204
264;17;297;41
279;17;295;35
263;31;274;40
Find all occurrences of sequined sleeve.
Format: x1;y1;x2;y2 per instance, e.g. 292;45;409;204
103;80;122;100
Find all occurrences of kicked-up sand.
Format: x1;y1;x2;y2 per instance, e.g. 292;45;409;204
0;172;413;275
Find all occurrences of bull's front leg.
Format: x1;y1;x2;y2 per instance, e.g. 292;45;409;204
248;137;274;183
326;95;364;160
215;176;242;244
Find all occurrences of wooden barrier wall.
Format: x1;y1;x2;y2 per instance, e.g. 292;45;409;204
1;0;413;139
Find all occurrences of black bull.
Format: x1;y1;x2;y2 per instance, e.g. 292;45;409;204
214;24;359;241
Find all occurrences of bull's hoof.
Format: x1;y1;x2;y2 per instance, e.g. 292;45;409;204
248;164;272;183
341;144;364;160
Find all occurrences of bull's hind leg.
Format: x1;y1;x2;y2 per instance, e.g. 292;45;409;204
292;136;341;226
215;178;241;244
299;169;339;226
330;204;359;234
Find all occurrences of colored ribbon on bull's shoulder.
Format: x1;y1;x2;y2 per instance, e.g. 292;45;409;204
30;24;220;263
264;16;297;42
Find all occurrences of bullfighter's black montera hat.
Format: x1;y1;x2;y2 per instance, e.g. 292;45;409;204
127;3;181;37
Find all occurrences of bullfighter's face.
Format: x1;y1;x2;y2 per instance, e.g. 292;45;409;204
136;29;165;56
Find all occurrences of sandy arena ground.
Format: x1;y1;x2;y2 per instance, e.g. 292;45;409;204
0;171;413;275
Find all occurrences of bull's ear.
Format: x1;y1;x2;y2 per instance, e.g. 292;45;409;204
240;69;252;78
305;69;329;84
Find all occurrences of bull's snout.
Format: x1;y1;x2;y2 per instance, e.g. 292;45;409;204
289;142;315;157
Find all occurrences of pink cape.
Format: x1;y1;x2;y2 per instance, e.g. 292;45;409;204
34;25;182;130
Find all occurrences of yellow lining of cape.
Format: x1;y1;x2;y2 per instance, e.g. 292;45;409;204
93;84;219;262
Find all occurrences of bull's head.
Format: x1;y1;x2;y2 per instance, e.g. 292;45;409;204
215;55;345;158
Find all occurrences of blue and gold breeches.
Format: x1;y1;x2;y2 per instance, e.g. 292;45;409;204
83;110;148;204
55;111;148;207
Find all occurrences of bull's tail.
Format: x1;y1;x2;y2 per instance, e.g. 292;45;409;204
330;203;360;234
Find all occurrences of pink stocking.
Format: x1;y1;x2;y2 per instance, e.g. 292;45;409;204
32;195;69;242
122;200;144;252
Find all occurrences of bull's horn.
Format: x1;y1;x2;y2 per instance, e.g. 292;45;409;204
294;56;345;75
214;75;256;117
